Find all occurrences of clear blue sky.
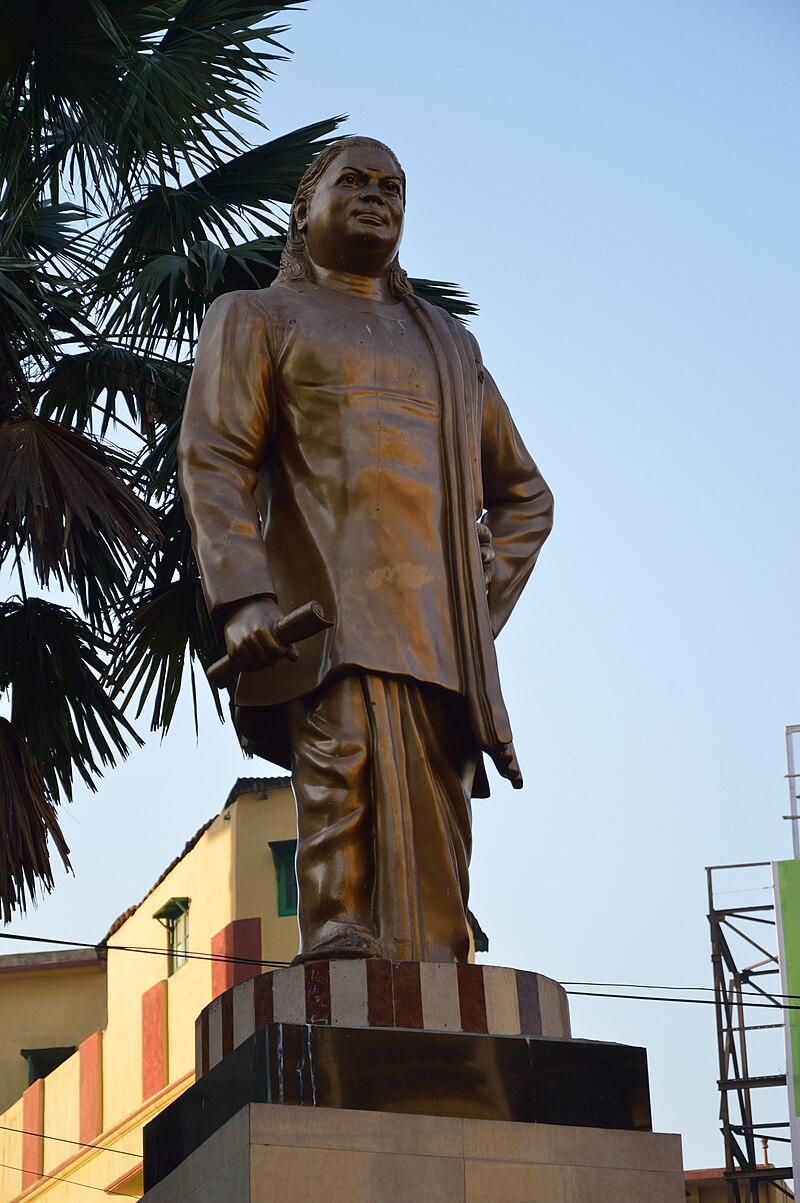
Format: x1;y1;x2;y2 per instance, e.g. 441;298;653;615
4;0;799;1173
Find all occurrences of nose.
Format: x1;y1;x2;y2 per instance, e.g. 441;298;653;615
360;187;385;205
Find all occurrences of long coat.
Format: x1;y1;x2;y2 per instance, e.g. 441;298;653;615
178;281;554;792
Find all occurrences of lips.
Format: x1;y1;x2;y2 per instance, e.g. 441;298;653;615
352;209;386;226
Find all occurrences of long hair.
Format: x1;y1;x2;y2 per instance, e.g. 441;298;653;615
276;136;413;299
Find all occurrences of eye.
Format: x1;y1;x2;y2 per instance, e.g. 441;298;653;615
382;181;401;196
339;172;360;186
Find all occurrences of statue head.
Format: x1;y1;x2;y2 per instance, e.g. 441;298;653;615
277;136;413;298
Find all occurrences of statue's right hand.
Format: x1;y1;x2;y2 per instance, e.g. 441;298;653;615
223;598;298;671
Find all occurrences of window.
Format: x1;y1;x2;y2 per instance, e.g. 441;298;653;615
269;841;298;916
154;897;190;974
20;1046;75;1085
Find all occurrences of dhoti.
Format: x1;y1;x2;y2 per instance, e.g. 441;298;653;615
285;673;478;964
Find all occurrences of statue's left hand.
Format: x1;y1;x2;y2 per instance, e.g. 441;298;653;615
477;522;494;590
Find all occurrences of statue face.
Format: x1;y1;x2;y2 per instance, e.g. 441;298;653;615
299;144;405;276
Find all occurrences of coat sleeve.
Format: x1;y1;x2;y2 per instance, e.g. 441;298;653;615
178;290;276;630
480;366;554;637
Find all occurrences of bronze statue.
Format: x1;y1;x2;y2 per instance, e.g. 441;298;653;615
178;137;553;965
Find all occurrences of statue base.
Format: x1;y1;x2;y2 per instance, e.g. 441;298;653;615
141;1099;684;1203
141;964;685;1201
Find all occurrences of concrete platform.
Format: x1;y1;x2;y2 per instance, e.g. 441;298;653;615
141;1101;685;1203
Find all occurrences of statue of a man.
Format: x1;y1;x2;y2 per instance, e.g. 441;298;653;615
179;137;553;965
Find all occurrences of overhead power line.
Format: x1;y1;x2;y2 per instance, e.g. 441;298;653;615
0;931;291;969
565;989;791;1010
0;1161;108;1194
0;930;796;1010
0;1122;138;1158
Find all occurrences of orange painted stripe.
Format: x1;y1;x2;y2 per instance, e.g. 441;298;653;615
141;982;168;1101
79;1032;103;1145
21;1079;44;1190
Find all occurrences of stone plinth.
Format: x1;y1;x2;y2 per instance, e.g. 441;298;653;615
141;1102;685;1203
146;1020;654;1190
196;961;570;1078
142;963;682;1202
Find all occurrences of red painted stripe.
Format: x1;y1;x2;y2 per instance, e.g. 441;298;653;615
254;972;274;1028
515;971;542;1035
21;1079;44;1189
141;981;168;1100
457;964;488;1033
366;959;394;1027
305;961;331;1024
79;1032;102;1144
391;962;423;1029
210;918;263;998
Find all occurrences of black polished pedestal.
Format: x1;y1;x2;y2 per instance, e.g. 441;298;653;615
144;1023;652;1191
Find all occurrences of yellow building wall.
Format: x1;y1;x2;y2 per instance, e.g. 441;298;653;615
231;784;300;967
687;1183;726;1203
0;1099;22;1201
157;814;235;1083
0;962;106;1115
0;775;495;1202
4;1075;184;1203
41;1056;80;1178
0;778;358;1201
102;809;234;1129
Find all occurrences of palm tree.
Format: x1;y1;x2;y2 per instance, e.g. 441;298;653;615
0;0;475;923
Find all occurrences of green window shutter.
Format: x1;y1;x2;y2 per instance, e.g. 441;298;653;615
21;1046;76;1085
269;841;298;917
154;897;190;975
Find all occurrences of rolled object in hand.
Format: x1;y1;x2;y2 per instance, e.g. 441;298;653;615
207;601;333;690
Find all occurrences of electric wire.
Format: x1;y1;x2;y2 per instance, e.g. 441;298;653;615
0;1122;139;1157
0;936;795;1188
0;1161;109;1193
564;980;713;993
563;979;799;1001
564;989;797;1010
2;931;799;1007
0;931;292;969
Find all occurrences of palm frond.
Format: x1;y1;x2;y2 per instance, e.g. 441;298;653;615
0;597;143;801
112;569;222;735
212;234;285;290
182;116;347;208
0;2;306;203
110;2;294;182
2;202;86;258
105;236;285;353
0;416;160;625
111;493;221;733
409;277;478;322
106;251;199;354
137;417;182;502
0;717;71;923
101;118;344;292
0;0;126;187
125;487;193;597
0;256;58;382
37;347;189;435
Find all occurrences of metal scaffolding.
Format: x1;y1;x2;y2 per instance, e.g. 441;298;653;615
707;861;793;1201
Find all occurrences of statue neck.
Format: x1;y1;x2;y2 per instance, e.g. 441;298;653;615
308;263;394;303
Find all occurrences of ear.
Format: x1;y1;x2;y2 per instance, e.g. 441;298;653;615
294;197;308;235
